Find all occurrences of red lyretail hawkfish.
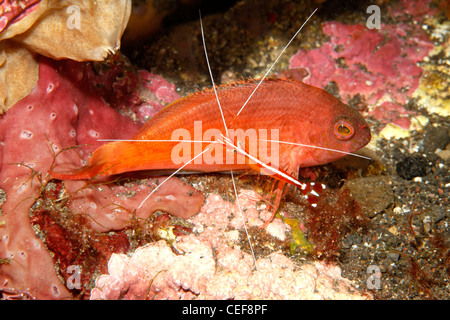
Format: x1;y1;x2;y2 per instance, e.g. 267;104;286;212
50;9;371;227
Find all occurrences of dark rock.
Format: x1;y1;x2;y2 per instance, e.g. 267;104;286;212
396;154;431;180
420;125;450;153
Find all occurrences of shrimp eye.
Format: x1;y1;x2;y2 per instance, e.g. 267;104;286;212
333;120;354;140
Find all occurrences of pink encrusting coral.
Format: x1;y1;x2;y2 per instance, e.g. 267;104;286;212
387;0;440;21
0;58;197;299
65;178;204;233
136;70;180;122
290;21;434;107
91;190;371;300
369;101;416;130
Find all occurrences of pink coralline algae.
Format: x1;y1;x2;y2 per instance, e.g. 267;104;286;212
369;101;416;130
387;0;440;21
137;70;180;122
91;190;371;300
290;21;434;107
0;58;198;299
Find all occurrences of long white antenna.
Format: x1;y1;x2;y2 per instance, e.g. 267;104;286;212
221;134;306;188
99;139;371;160
234;8;318;118
137;148;209;210
258;139;372;160
199;10;229;137
200;10;265;294
98;139;223;144
230;169;265;298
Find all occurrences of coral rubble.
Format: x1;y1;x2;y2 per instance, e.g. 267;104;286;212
91;191;370;300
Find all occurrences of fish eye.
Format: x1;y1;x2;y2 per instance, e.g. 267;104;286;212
333;119;354;140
